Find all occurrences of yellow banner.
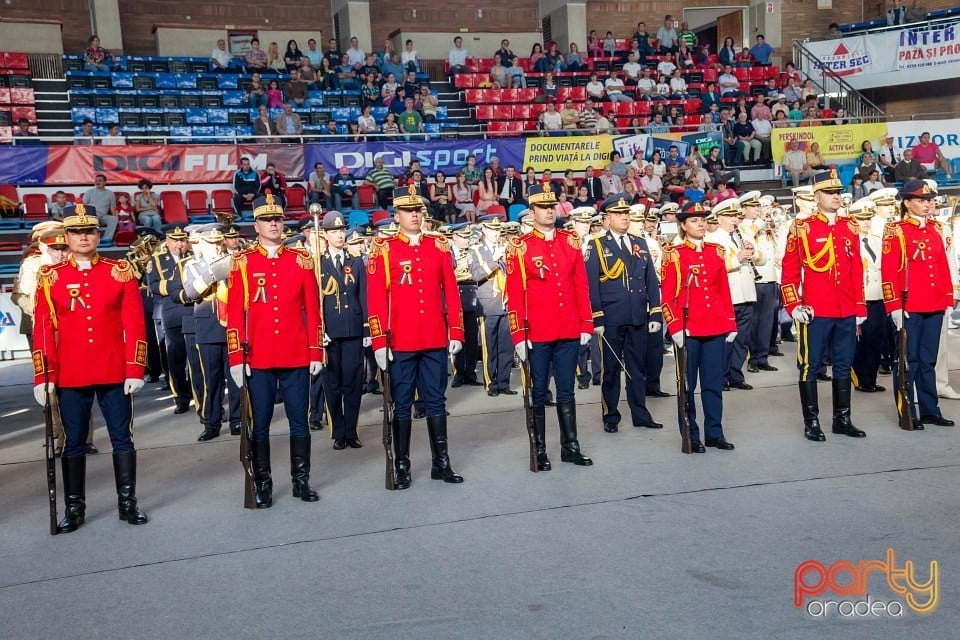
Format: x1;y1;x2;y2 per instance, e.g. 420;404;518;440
522;135;614;172
772;123;888;164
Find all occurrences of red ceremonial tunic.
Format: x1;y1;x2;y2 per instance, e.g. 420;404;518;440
660;239;736;337
503;228;593;345
366;231;465;352
881;216;954;313
33;254;146;387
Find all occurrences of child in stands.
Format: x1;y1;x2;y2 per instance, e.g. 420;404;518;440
266;80;284;108
116;193;136;234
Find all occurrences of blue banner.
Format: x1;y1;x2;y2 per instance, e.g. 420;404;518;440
0;146;50;185
303;138;526;180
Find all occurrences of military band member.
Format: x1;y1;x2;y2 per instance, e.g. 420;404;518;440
586;194;664;433
33;204;149;532
661;201;737;451
179;225;238;441
504;181;594;469
707;198;761;390
881;179;956;428
638;205;671;398
849;198;886;394
470;215;517;396
450;223;484;388
318;211;369;449
227;194;325;508
367;184;466;489
937;200;960;399
570;208;601;389
781;169;867;442
146;224;192;414
748;197;782;373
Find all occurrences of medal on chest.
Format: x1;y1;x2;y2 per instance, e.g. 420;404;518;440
399;260;413;285
342;264;355;286
253;274;268;303
67;285;86;311
532;256;550;279
911;240;927;261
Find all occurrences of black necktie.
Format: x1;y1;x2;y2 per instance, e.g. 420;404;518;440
863;237;876;262
620;235;629;255
335;254;342;271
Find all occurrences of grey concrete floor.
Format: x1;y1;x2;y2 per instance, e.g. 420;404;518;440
1;331;958;639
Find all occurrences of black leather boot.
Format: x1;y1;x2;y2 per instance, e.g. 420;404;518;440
393;419;412;490
113;451;149;525
533;406;551;471
557;400;592;466
290;436;319;502
799;380;826;442
250;439;273;508
57;456;86;533
427;415;464;483
831;379;866;438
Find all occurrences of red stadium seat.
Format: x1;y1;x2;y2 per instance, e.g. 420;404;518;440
513;104;532;120
210;189;233;216
517;88;537;102
22;193;48;219
702;69;718;84
475;105;496;121
357;184;376;209
0;88;10;105
569;87;586;102
464;88;483;104
159;191;188;225
634;101;651;116
185;189;209;216
0;240;24;252
113;230;137;246
285;185;307;218
683;99;702;114
500;88;519;103
10;88;35;105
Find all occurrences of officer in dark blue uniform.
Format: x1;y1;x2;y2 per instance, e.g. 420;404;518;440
450;223;484;388
179;224;239;441
586;194;664;432
470;215;517;395
570;209;601;389
318;211;369;449
145;223;193;414
299;218;329;430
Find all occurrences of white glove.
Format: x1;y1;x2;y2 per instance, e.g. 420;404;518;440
374;347;392;371
726;331;737;343
362;337;372;347
230;364;250;388
309;360;324;375
515;340;531;362
891;309;905;331
580;332;592;346
34;382;54;406
856;316;866;326
671;332;684;349
648;321;662;333
594;325;605;339
123;378;144;395
322;333;331;346
448;340;463;355
791;306;814;324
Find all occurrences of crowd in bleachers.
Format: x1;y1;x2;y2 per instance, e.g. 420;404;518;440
0;52;37;143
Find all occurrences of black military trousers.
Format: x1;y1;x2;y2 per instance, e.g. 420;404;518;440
600;324;652;426
453;310;480;384
480;314;512;391
324;337;365;440
163;325;189;402
197;342;226;428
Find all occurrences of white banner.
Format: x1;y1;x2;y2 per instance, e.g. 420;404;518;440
886;119;960;164
896;24;960;69
0;292;29;353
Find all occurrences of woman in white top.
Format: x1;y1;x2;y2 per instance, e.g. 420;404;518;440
669;69;689;99
649;149;667;177
381;73;398;106
358;104;377;134
401;39;419;72
863;170;885;194
585;73;606;101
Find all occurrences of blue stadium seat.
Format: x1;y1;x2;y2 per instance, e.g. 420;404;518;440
186;108;207;124
95;107;119;124
347;210;370;227
207;108;229;124
71;107;96;124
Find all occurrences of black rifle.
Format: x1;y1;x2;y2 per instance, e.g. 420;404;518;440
895;257;913;431
43;355;57;535
382;330;396;490
240;316;256;507
676;272;694;454
520;324;537;473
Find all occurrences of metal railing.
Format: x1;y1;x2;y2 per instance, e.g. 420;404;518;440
27;53;63;80
791;39;885;122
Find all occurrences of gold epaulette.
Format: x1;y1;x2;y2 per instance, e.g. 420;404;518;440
38;263;59;287
291;248;313;270
560;228;581;250
369;236;388;260
703;241;725;258
661;244;679;263
429;232;450;253
882;220;901;240
505;235;525;260
230;250;249;271
109;258;135;283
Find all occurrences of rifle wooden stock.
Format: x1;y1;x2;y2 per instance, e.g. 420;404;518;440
676;342;692;454
519;344;538;474
240;345;257;508
382;332;396;490
43;358;57;536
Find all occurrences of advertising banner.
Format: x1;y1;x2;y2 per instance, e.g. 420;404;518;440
896;24;960;70
0;146;49;185
0;292;29;354
886;119;960;165
771;123;888;163
519;135;614;172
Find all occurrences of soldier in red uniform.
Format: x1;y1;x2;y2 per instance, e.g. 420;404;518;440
781;168;867;442
367;183;465;490
881;179;956;428
227;194;324;508
504;181;594;470
32;203;149;533
661;201;738;452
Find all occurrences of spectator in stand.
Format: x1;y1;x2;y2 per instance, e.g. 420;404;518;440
276;103;303;142
338;54;358;90
566;43;587;72
346;37;366;70
848;174;867;200
605;70;633;102
559;98;580;134
588;30;602;57
677;42;696;69
539;42;567;73
800;79;818;102
749;35;774;66
358;104;377;134
529;43;546;70
895;148;926;181
633;67;655;99
657;16;679;54
507;56;527;88
453;171;476;222
827;106;848;125
678;22;698;48
308;163;330;206
430;170;457;222
664;145;684;171
115;193;136;236
578;99;599;133
448;36;469;75
382;112;400;136
877;135;899;181
603;31;617;57
763;77;781;101
82;174;117;241
705;145;733;186
13;118;41;145
253;105;277;141
399;97;424;140
858;151;880;181
609;151;628;178
888;0;909;25
246;72;267;108
262;42;282;72
284;40;304;72
401;39;420;72
912;131;952;178
265;80;283;108
494;39;518;66
782;62;803;85
864;170;885;193
599;163;623;196
359;72;379;105
99;123;123;146
622;52;643;85
718;64;740;97
573;185;594;208
788;100;804;122
74;118;97;145
540;101;563;134
332;166;360;211
476;167;498;215
595;108;614;134
304;38;323;68
497;165;523;210
418;85;438;122
538;71;559;103
718;37;738;67
669;69;690;99
733;112;762;164
317;58;337;90
377;38;396;66
782;77;803;104
663;165;686;201
490;53;512;88
654;75;671;100
905;0;927;22
771;94;790;119
657;53;677;78
299;58;318;88
684;175;706;203
586;72;606;101
360;54;381;84
47;191;69;220
801;106;822;126
640;164;664;200
133;179;162;231
463;154;483;186
365;158;396;207
284;69;308;106
805;142;829;170
782;140;816;187
324;38;342;69
751;95;772;122
211;39;233;71
735;47;754;67
700;82;721;112
260;163;288;207
83;35;113;72
646;112;670;133
403;70;421;98
381;52;405;84
381;72;399;107
704;102;722;125
633;22;655;57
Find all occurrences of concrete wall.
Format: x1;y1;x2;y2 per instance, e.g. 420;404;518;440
332;0;372;52
155;28;327;58
396;32;544;60
0;22;65;54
